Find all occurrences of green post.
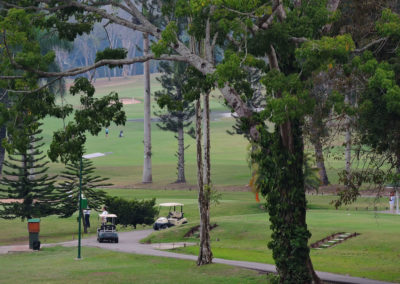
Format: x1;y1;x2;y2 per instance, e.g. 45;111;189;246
77;157;83;259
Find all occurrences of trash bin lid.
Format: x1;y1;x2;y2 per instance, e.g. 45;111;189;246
28;218;40;223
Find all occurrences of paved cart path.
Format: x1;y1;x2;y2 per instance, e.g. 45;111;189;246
0;230;394;284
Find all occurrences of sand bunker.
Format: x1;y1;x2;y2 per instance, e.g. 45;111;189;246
120;98;141;105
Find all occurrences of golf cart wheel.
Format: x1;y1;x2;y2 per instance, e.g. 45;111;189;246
161;224;168;229
115;238;119;243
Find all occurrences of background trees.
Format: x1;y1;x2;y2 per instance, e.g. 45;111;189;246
154;61;195;183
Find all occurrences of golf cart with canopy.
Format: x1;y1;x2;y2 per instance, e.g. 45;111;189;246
97;213;119;243
153;203;188;230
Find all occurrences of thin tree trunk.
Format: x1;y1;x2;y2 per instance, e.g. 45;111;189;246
203;93;211;184
0;90;8;175
0;125;6;175
314;139;329;185
176;120;186;183
142;32;152;183
107;67;111;81
344;93;352;177
309;117;329;185
196;97;213;265
396;152;400;175
28;137;35;181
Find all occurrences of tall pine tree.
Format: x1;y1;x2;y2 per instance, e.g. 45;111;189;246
0;121;58;220
154;61;195;183
57;157;111;233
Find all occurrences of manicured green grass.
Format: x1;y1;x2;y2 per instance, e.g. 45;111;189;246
2;189;398;282
0;246;267;284
146;209;400;283
38;75;250;188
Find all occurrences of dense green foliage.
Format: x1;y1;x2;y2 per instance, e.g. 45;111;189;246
0;8;126;163
105;196;158;229
49;77;126;163
95;48;128;68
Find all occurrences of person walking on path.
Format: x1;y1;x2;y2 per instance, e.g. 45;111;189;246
389;191;396;213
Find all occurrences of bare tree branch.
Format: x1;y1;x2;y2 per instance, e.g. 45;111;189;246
291;36;308;44
3;77;63;94
354;37;388;53
0;76;24;80
267;45;280;71
25;55;188;78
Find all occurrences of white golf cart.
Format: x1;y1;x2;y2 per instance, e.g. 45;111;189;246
153;203;188;230
97;213;119;243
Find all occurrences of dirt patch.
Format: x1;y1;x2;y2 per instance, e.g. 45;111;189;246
184;223;218;238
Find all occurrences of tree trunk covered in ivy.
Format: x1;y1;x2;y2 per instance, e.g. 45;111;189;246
196;97;212;265
258;119;320;283
142;32;152;183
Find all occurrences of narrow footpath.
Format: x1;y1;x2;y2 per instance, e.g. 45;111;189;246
0;230;394;284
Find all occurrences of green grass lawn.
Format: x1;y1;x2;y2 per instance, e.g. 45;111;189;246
1;189;399;282
38;74;250;188
0;246;267;284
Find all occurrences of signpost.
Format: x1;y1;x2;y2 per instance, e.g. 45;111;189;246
76;153;105;260
77;157;83;259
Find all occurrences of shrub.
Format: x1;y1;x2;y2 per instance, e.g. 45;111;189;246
105;196;157;228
